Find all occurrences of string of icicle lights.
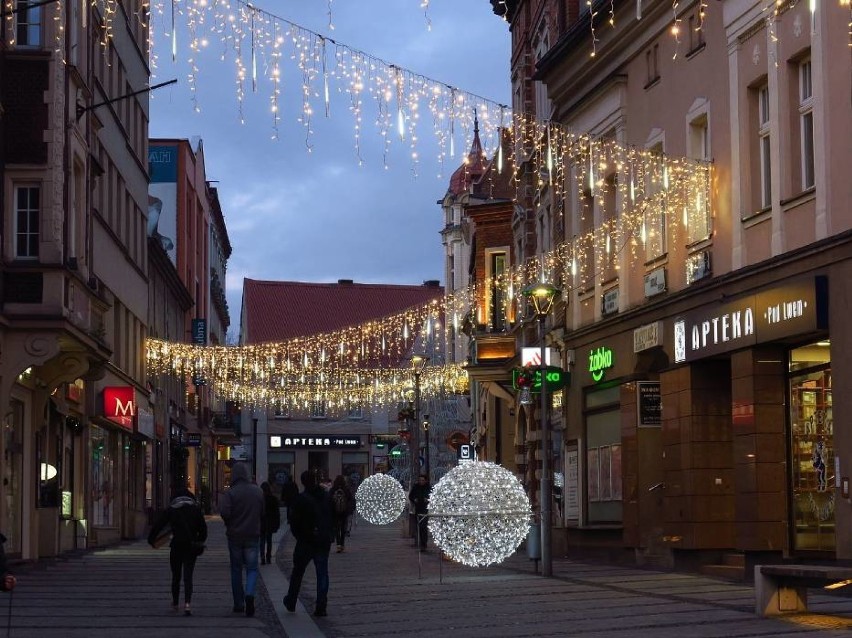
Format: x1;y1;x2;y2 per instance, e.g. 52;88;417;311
428;461;531;567
138;0;712;185
146;139;712;413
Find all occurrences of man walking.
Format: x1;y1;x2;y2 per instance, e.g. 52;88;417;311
283;471;334;617
219;462;264;617
408;474;430;551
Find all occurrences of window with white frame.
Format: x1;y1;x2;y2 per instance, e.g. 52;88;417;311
758;83;772;209
14;185;40;259
799;59;815;190
15;0;42;47
485;248;509;331
347;402;363;420
687;109;712;244
273;401;291;419
644;142;667;261
534;27;550;121
310;400;326;419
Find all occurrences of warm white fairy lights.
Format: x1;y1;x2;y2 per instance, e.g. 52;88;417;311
427;461;531;567
355;473;407;525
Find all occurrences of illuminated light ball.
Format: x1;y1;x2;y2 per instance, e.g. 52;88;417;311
355;473;407;525
427;461;531;567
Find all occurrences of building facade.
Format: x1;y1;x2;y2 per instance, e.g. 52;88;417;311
239;278;445;494
148;138;223;508
0;0;150;556
491;0;852;571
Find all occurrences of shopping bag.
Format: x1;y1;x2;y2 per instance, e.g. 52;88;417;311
151;524;172;549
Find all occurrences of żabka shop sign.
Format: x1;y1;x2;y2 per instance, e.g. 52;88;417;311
673;276;827;363
103;387;135;430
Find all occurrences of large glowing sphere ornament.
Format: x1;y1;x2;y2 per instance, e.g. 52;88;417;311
427;461;531;567
355;473;407;525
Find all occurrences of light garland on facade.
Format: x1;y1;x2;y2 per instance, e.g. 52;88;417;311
355;472;407;525
427;461;531;567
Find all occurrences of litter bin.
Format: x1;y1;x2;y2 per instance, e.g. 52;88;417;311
527;523;541;560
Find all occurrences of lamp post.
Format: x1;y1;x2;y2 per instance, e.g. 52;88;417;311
410;354;429;483
521;282;561;578
423;414;431;481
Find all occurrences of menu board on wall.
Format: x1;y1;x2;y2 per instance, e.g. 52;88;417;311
566;448;579;521
637;381;662;427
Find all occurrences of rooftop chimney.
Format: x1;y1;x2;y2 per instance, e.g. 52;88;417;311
337;279;354;285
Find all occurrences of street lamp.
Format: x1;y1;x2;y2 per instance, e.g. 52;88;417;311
422;414;431;481
409;354;430;484
521;281;561;578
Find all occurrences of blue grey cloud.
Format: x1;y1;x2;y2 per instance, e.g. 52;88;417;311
148;1;510;334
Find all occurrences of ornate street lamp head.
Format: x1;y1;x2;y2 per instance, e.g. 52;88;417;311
521;282;561;317
410;353;430;373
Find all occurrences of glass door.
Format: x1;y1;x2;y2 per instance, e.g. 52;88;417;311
789;342;832;552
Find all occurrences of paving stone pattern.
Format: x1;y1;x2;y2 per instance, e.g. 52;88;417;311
6;516;852;637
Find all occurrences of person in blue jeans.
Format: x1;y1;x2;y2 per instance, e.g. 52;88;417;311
219;462;264;617
283;471;334;617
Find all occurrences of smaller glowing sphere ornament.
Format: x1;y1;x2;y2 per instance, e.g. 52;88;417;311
428;461;531;567
355;473;407;525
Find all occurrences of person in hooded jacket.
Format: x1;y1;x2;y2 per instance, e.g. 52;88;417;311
219;462;264;617
282;470;334;617
148;488;208;616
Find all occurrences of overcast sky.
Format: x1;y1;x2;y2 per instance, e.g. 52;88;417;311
148;1;510;338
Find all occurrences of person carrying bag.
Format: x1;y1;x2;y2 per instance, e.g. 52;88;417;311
148;488;208;616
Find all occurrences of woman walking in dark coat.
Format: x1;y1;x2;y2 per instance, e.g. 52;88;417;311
330;475;354;553
148;488;208;615
260;482;281;564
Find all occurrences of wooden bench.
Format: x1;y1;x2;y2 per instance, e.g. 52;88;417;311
755;564;852;617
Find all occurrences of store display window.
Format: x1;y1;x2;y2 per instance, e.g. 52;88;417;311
789;341;832;552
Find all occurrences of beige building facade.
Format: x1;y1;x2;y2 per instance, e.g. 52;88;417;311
1;1;151;557
494;0;851;571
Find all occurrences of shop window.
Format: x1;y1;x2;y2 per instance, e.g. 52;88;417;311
342;452;369;491
789;341;832;552
3;401;24;554
585;386;623;524
91;426;117;527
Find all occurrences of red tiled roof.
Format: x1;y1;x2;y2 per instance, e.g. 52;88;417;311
242;279;444;344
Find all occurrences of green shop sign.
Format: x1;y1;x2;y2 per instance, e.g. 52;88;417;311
511;366;570;393
588;346;614;382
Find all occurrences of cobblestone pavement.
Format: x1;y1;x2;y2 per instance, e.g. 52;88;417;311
7;516;852;637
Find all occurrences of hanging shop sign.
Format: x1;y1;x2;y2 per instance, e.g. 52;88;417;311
103;387;135;430
673;276;828;363
637;381;662;427
269;435;362;449
634;321;663;353
511;366;569;393
137;407;155;439
521;347;554;366
588;346;614;383
185;433;202;447
191;318;207;344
